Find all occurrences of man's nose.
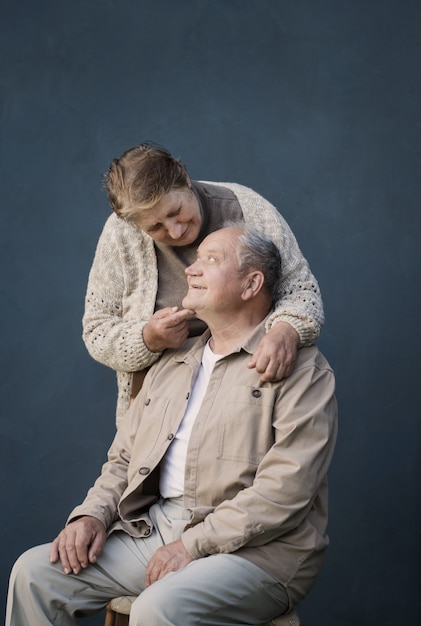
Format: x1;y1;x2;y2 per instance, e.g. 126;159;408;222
185;259;201;275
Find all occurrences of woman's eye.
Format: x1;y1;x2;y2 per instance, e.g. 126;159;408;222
168;207;181;218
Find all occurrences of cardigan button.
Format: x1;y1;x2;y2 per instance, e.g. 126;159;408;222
139;467;150;475
252;389;261;398
167;433;175;440
145;398;151;406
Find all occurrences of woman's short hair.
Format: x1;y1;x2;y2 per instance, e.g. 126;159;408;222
104;143;190;220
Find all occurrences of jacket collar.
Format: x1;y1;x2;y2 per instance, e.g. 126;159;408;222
174;316;270;365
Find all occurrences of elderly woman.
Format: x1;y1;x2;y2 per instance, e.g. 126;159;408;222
83;143;324;426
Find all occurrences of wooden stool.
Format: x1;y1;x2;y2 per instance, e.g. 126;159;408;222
104;596;300;626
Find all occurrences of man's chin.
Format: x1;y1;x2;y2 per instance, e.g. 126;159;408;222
182;297;195;311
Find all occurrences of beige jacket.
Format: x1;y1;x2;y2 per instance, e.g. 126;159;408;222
82;182;325;425
70;321;337;606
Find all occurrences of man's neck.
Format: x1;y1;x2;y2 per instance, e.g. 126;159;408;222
207;314;264;355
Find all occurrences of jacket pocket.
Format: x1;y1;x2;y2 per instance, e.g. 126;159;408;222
134;395;172;459
216;386;276;465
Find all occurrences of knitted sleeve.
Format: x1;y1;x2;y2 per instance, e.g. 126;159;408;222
82;214;161;373
211;183;324;346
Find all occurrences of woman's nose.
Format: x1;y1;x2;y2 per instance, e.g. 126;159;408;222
166;220;183;240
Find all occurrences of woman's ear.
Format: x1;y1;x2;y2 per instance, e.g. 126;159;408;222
241;271;265;301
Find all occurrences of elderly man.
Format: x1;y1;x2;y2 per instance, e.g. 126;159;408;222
6;225;337;626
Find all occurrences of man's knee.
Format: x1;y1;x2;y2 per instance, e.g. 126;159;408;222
10;544;52;589
129;575;182;626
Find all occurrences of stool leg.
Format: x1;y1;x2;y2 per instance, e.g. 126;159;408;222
104;603;117;626
115;613;129;626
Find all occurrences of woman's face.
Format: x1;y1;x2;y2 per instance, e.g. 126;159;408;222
136;188;202;246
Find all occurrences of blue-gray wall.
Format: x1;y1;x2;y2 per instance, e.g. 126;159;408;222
1;1;420;624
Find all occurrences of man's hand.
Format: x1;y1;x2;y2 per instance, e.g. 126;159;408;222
49;516;106;575
145;539;193;587
248;321;299;381
143;307;195;353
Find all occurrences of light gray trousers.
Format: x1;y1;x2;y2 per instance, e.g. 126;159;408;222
6;498;289;626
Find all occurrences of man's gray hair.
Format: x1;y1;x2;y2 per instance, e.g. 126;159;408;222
225;222;282;301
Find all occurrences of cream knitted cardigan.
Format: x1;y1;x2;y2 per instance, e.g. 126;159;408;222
83;182;324;426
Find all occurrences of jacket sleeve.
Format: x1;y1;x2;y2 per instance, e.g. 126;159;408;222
181;360;337;558
82;214;161;372
219;183;324;346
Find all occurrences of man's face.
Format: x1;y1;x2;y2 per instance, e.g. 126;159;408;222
182;228;245;320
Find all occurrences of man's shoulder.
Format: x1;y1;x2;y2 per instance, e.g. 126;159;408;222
295;346;334;374
151;335;207;370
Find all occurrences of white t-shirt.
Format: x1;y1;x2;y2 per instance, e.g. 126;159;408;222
159;341;223;498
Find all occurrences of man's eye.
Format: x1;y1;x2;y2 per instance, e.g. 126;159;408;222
207;256;217;263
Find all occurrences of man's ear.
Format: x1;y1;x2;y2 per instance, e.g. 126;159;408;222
241;271;265;301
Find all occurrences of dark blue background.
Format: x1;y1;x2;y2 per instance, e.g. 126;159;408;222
1;1;420;624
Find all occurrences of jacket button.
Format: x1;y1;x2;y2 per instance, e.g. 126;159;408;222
139;467;150;475
167;433;174;440
145;398;151;406
252;389;261;398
